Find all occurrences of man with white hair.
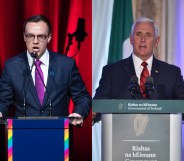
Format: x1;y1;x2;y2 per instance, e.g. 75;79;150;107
93;17;184;121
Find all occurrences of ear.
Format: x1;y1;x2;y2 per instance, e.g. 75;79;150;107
130;35;133;45
47;34;52;43
23;33;26;42
154;36;160;47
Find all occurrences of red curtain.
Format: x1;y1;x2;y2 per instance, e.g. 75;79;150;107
0;0;92;161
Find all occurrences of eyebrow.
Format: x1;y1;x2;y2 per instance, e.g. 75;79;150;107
135;31;153;35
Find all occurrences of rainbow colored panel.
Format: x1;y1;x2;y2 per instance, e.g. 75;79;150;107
64;118;69;161
8;119;13;161
7;118;69;161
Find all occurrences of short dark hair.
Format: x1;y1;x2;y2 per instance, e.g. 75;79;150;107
23;14;52;34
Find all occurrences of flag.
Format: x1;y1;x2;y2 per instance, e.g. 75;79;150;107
108;0;133;64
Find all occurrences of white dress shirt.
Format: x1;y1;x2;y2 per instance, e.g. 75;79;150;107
27;49;49;87
132;54;153;85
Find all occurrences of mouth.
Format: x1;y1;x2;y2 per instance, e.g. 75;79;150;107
32;46;39;52
139;45;147;49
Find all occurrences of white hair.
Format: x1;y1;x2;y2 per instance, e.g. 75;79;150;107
131;17;159;38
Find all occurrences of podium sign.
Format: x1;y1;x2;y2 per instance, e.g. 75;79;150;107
7;118;69;161
112;114;170;161
93;100;182;161
93;99;184;113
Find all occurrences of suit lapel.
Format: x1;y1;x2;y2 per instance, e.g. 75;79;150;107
150;57;160;99
19;53;41;107
42;52;57;106
151;57;160;86
123;55;136;79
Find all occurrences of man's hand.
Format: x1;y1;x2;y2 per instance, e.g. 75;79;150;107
0;112;2;118
92;112;96;120
92;112;97;125
68;113;83;127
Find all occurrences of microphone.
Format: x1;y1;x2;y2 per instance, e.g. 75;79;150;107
33;55;53;117
145;76;154;99
31;52;38;59
22;52;38;117
129;75;142;99
74;18;88;50
64;18;88;55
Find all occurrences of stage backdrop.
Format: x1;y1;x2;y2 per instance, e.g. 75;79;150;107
92;0;184;161
0;0;92;161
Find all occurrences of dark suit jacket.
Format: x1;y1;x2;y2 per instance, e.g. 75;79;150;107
94;55;184;100
0;51;91;118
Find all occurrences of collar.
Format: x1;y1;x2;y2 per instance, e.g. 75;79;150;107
132;54;153;72
27;49;49;68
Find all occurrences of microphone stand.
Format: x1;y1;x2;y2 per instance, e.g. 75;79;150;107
65;33;74;55
64;18;88;56
129;75;143;100
23;62;35;117
22;53;38;117
135;91;143;100
145;76;154;100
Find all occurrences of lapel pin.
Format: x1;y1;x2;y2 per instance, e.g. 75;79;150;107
155;70;158;73
49;71;55;76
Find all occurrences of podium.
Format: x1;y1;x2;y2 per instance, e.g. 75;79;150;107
93;100;183;161
7;118;69;161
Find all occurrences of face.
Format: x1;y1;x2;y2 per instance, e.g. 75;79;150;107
130;22;160;61
24;21;52;58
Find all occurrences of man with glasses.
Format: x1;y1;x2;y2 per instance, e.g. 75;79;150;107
0;15;91;126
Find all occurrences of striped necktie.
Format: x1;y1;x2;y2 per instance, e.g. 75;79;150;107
140;62;149;99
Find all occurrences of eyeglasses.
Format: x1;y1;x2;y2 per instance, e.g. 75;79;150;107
24;33;49;42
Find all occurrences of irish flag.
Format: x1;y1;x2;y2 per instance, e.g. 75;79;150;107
108;0;133;64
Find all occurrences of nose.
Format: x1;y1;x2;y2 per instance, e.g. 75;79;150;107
33;36;39;44
141;35;146;42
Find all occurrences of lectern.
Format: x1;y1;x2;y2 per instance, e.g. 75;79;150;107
7;118;69;161
93;100;183;161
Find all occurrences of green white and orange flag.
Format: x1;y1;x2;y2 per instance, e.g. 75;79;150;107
108;0;134;64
